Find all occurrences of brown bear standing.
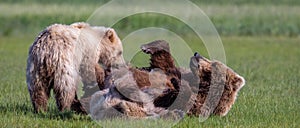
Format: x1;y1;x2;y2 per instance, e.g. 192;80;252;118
26;22;124;114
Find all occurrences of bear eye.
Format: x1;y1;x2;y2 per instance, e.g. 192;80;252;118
118;51;122;56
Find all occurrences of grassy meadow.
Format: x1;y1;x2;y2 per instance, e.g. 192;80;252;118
0;0;299;127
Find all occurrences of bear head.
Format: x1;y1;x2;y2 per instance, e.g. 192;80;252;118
189;52;245;116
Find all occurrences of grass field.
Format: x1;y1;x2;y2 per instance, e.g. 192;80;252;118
0;36;299;127
0;0;299;127
1;2;300;37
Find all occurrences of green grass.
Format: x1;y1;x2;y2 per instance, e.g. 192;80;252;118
0;3;300;37
0;35;299;127
1;0;300;5
0;1;299;127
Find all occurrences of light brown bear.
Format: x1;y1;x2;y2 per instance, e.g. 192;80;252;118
187;52;245;117
26;22;125;114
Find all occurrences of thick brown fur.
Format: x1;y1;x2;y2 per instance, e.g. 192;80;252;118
26;22;125;114
96;40;190;110
140;40;186;109
90;41;245;118
95;64;106;90
140;40;181;80
187;53;245;116
89;67;184;120
129;68;175;90
88;40;188;119
93;40;181;93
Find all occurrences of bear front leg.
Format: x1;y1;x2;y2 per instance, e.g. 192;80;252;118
95;64;105;90
71;92;87;114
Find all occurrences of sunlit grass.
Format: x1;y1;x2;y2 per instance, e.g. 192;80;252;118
0;0;299;127
0;35;299;127
0;3;299;36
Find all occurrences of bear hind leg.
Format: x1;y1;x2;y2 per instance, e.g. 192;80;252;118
29;80;51;113
53;75;77;112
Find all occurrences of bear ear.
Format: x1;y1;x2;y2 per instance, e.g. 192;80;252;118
235;75;245;90
105;28;117;43
71;22;90;29
231;73;245;92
